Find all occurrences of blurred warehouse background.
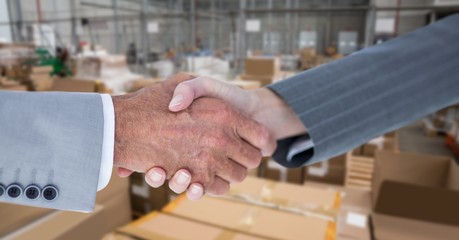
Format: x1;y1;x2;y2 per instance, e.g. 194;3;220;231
1;1;459;240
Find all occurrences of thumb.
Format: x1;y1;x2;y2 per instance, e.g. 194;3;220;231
169;76;245;112
168;78;203;112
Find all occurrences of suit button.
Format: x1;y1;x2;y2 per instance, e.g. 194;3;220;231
42;185;58;201
0;184;5;197
6;184;22;199
25;185;41;200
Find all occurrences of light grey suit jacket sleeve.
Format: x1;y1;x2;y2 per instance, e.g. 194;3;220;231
0;91;104;212
269;13;459;168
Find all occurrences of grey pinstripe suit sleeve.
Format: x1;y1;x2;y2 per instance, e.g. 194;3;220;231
268;13;459;168
0;91;104;212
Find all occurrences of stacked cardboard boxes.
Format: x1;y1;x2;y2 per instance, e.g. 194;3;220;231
106;212;265;240
371;151;459;240
0;78;27;91
304;154;347;186
259;157;304;184
0;43;34;69
128;78;161;92
345;134;399;190
240;57;281;87
72;55;143;93
50;77;114;93
163;196;336;240
229;79;262;90
129;172;172;217
0;205;53;237
1;169;131;239
29;66;54;91
305;182;372;240
107;176;340;240
298;48;326;70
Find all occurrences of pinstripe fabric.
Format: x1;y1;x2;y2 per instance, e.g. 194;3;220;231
269;14;459;168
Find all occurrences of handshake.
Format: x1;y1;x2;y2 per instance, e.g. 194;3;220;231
112;73;306;201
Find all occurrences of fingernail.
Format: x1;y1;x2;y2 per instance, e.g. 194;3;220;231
190;184;202;195
169;95;183;108
150;169;163;182
176;171;190;185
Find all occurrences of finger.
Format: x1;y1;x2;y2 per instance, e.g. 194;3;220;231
169;76;249;112
117;167;134;178
145;167;167;188
186;183;204;201
236;117;277;157
206;176;230;196
226;139;263;170
168;169;192;194
215;158;248;183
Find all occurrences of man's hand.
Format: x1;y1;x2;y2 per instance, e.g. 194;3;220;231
112;73;276;199
168;77;307;141
146;76;307;200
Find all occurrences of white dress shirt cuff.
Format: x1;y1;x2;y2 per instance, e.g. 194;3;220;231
286;135;314;162
98;94;115;191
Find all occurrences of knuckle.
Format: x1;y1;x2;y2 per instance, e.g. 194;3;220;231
258;128;272;147
204;132;228;148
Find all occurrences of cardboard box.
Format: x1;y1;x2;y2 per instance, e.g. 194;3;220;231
96;169;130;204
372;151;459;240
0;172;129;238
344;136;399;191
304;182;371;240
164;196;337;240
355;135;398;159
305;154;346;186
0;205;54;237
259;158;304;184
102;191;132;233
303;182;371;211
30;66;53;74
129;172;171;216
129;78;161;92
5;192;131;240
0;85;28;91
115;211;265;240
239;74;278;87
244;57;279;76
102;232;137;240
3;205;107;240
226;176;341;218
229;79;261;90
51;78;97;92
30;74;54;91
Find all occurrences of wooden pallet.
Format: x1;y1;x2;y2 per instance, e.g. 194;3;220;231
345;153;375;190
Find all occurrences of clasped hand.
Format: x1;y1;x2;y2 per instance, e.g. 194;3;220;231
112;73;278;200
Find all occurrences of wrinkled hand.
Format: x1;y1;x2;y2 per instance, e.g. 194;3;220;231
112;73;276;199
148;76;306;200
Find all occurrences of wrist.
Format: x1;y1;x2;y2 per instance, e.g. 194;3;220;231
111;95;125;167
252;88;306;140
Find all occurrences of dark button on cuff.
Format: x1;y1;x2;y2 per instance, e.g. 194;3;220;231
25;185;41;200
42;185;58;201
6;184;22;199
